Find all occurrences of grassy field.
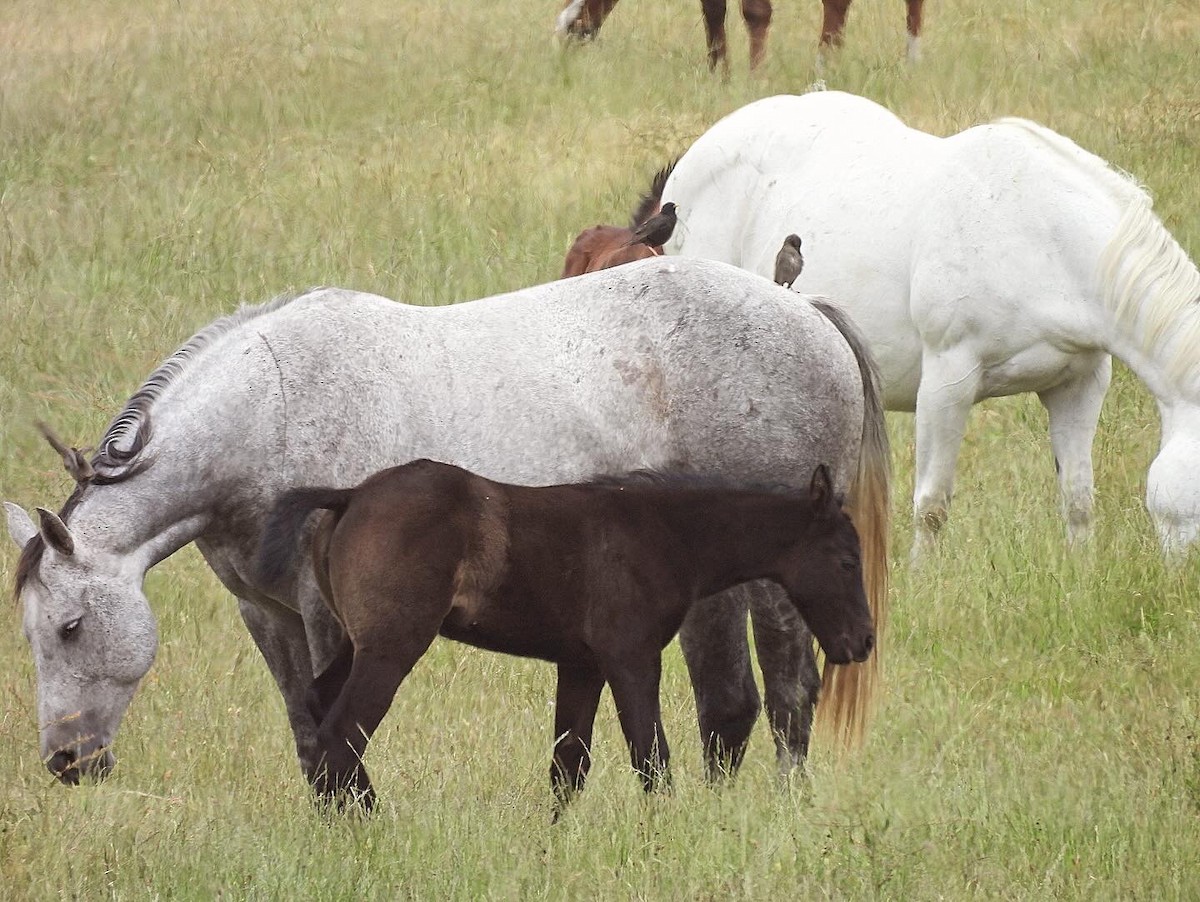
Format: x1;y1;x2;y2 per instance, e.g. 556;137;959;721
2;0;1199;897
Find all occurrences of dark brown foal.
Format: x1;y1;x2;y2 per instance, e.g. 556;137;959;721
257;460;875;815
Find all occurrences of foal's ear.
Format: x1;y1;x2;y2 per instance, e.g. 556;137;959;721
808;464;835;515
35;507;75;556
4;502;38;549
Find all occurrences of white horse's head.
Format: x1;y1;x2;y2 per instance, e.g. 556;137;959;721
5;501;157;783
1147;435;1200;559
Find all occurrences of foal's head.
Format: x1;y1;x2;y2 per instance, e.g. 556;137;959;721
777;466;875;665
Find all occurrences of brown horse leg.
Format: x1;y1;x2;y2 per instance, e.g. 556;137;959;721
311;633;438;812
700;0;730;72
678;586;761;781
606;657;671;793
905;0;924;60
549;663;606;817
819;0;851;50
741;0;772;69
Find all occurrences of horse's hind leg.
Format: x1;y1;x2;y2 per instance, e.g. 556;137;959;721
700;0;730;71
1038;355;1112;547
678;585;760;781
312;630;438;812
740;0;771;69
911;348;983;562
606;656;671;793
749;585;819;775
550;663;606;817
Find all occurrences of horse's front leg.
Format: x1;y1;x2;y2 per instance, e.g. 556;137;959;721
740;0;771;68
748;583;819;775
550;663;606;818
1038;355;1112;547
234;597;326;775
678;585;761;780
911;348;983;562
904;0;924;61
700;0;730;71
606;655;671;793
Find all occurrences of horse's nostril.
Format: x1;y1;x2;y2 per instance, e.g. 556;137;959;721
47;749;80;783
863;633;875;655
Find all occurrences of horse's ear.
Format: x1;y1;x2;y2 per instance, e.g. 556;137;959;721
37;421;94;485
4;502;38;549
808;464;835;516
35;507;75;556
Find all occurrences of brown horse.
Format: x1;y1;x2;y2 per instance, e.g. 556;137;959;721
257;459;875;814
561;162;673;278
555;0;925;70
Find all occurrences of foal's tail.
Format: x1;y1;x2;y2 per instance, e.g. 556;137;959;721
256;487;355;590
811;300;891;750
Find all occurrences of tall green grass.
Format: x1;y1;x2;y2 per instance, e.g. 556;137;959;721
2;0;1198;897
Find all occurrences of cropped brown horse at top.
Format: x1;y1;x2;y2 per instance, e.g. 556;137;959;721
561;162;674;278
256;459;875;815
555;0;925;71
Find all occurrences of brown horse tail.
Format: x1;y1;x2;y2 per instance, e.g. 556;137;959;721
256;486;355;591
629;159;679;228
810;299;891;751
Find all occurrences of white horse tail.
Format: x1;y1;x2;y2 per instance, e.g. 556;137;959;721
810;299;891;751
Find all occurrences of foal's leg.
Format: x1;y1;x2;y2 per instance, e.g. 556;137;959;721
313;631;439;812
678;585;761;780
606;656;671;793
1038;355;1112;547
700;0;730;71
550;663;606;817
740;0;772;69
749;585;820;775
904;0;924;61
911;348;983;562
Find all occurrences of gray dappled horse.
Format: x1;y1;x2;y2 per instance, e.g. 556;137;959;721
5;258;889;793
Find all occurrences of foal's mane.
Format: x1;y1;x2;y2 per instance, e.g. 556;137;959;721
995;118;1200;390
14;290;308;599
588;468;808;499
629;159;678;229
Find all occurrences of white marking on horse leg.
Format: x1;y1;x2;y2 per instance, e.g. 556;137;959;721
906;34;921;63
1038;357;1111;548
555;0;586;37
910;351;982;563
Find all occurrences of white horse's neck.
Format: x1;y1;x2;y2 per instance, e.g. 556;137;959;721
1099;198;1200;412
65;479;212;575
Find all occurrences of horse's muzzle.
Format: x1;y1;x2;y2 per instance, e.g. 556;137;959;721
45;744;115;785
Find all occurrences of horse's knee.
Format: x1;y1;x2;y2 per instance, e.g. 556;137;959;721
741;0;771;30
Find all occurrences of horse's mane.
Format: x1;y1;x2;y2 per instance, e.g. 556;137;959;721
629;159;678;229
14;289;309;600
587;468;806;499
995;118;1200;391
92;290;305;481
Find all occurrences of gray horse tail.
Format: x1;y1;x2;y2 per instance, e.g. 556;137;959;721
810;299;892;751
256;487;355;590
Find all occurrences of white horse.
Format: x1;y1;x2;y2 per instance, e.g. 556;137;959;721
4;258;889;796
661;91;1200;559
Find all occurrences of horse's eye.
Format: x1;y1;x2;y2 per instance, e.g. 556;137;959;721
59;617;82;641
841;559;857;573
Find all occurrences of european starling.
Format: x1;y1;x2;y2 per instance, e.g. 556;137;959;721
625;203;677;248
774;234;804;288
